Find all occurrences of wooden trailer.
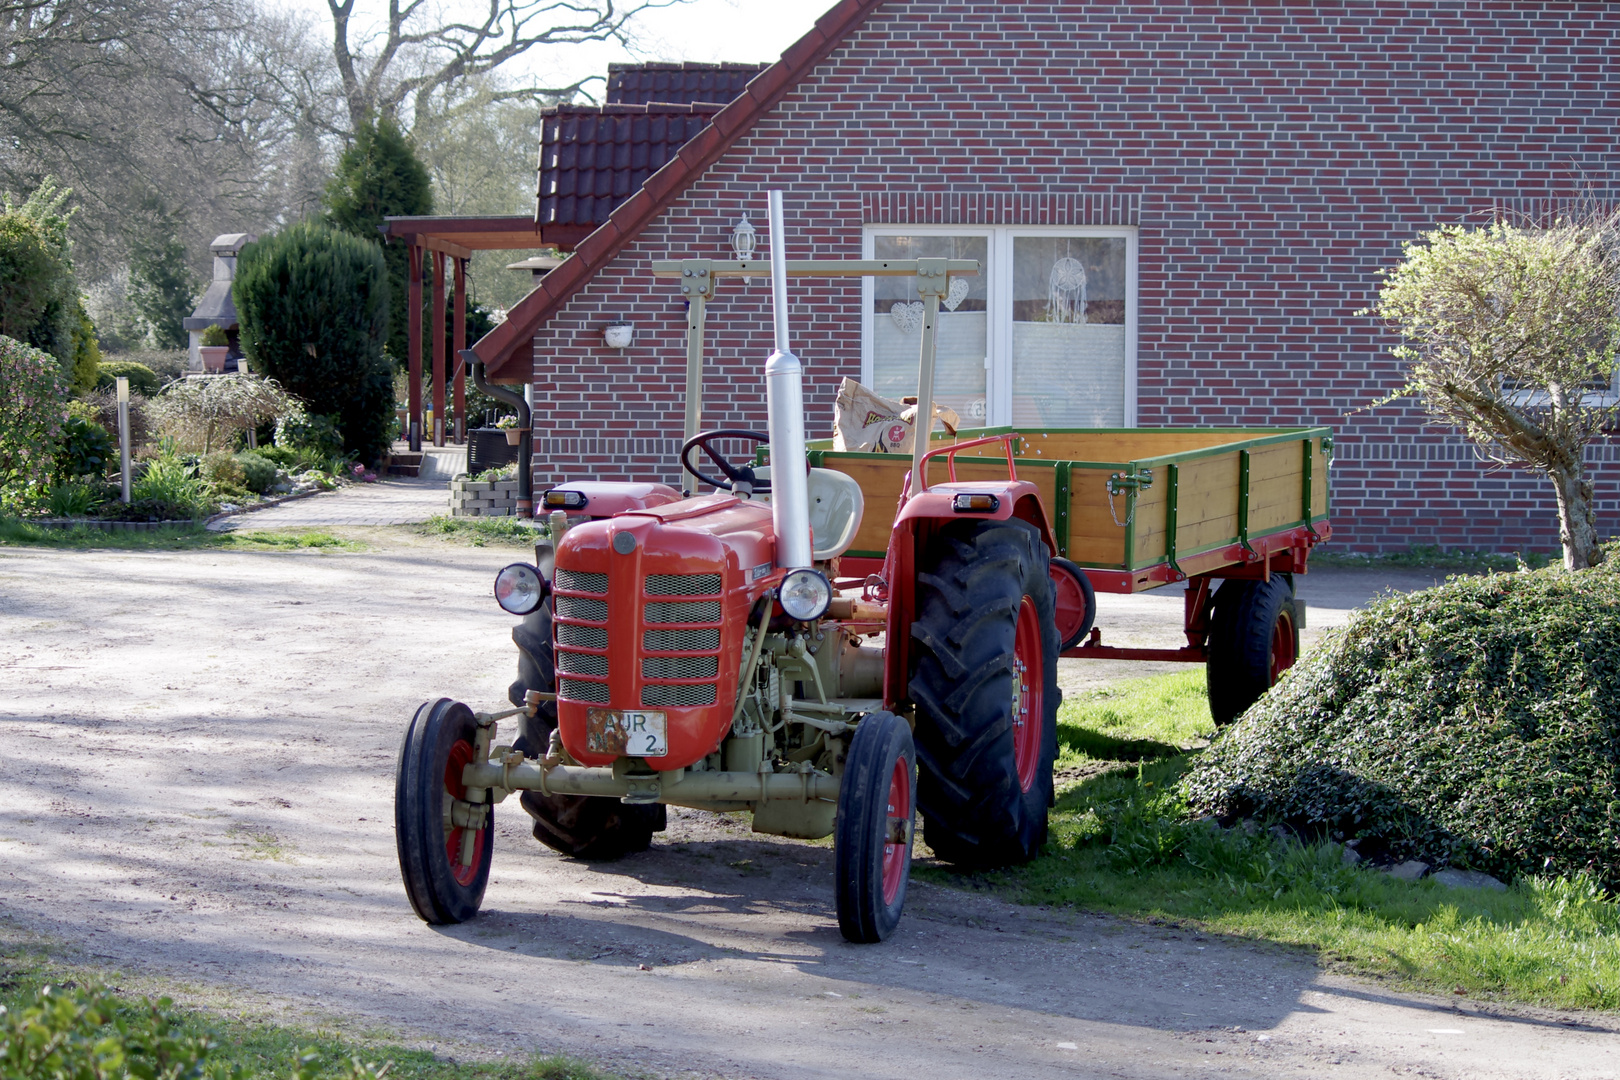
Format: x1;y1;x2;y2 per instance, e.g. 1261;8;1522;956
807;425;1332;679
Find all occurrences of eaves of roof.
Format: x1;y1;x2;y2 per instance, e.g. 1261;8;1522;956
472;0;885;382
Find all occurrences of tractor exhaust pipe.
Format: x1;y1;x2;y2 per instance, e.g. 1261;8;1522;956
763;190;812;570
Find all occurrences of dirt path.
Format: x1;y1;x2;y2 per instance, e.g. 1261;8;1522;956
1;540;1614;1079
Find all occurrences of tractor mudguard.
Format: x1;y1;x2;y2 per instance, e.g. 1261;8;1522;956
881;479;1055;709
545;480;682;518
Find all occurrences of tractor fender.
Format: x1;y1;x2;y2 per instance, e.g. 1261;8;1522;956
546;480;683;519
881;479;1056;709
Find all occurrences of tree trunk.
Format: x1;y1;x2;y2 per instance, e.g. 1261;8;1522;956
1548;461;1604;569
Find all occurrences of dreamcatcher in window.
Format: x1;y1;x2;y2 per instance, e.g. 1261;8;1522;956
1047;243;1088;324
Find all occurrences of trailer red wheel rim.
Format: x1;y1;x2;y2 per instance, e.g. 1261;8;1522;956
881;756;911;906
1269;610;1297;684
1050;565;1089;647
1012;596;1044;793
443;738;485;887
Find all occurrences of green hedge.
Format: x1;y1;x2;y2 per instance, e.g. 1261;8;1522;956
1182;564;1620;887
95;359;161;397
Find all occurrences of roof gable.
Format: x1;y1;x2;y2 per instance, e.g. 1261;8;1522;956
473;0;884;379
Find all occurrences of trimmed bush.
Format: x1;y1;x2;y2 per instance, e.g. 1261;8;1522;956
235;450;279;494
234;220;392;459
1182;565;1620;888
95;359;161;397
55;413;112;479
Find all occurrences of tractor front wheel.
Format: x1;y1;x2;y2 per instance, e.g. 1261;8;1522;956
910;517;1061;869
1205;576;1300;727
396;698;492;924
510;604;664;859
834;710;916;943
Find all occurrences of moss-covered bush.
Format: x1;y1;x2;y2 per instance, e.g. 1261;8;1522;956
1182;565;1620;887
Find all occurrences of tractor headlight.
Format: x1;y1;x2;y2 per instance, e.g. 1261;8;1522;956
778;568;832;622
494;562;547;616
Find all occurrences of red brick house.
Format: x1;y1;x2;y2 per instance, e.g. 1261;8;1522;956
470;1;1620;553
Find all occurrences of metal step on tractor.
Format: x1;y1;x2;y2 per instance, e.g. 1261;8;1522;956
395;191;1330;943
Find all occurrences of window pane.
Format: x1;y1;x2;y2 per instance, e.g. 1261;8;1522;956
872;234;989;425
1010;236;1128;427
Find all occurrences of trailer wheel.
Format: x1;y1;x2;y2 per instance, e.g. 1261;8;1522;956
910;517;1061;868
396;698;491;924
835;710;916;943
508;605;665;859
1205;576;1299;727
1049;556;1097;652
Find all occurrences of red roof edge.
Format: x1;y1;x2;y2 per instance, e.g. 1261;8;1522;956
473;0;885;383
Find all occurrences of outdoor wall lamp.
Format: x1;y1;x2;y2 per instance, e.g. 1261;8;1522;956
732;216;757;260
603;319;635;350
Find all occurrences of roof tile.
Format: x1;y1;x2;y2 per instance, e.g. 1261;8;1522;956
605;61;766;106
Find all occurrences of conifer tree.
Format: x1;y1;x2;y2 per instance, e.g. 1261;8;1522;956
233;220;393;459
325;114;433;367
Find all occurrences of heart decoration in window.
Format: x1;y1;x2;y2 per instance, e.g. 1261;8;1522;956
890;301;924;334
943;277;970;312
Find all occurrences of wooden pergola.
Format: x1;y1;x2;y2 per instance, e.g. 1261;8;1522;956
378;215;589;450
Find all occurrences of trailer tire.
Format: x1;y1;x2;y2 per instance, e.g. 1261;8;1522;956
1049;556;1097;652
507;604;665;859
396;698;491;924
910;517;1061;869
1205;576;1299;727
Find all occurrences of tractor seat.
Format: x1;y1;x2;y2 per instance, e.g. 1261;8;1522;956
753;466;865;561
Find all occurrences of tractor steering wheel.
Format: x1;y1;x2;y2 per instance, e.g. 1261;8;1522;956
681;429;772;493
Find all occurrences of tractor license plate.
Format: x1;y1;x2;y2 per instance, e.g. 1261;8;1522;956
585;709;668;757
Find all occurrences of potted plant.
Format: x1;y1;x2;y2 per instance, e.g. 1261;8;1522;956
199;325;229;373
496;413;526;446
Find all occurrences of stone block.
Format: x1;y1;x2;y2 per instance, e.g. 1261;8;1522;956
1429;868;1507;891
1384;860;1430;882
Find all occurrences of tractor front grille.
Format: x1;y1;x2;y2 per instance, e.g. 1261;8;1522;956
555;593;608;622
554;563;610;708
554;568;607;593
646;573;722;596
557;650;609;677
639;572;724;710
557;622;608;649
644;600;721;624
643;654;719;679
642;682;718;707
643;627;719;651
558;677;610;704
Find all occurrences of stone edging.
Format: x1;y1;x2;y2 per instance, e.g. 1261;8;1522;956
27;518;200;532
203;485;336;528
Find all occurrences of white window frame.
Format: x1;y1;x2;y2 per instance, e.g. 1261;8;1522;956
861;224;1139;427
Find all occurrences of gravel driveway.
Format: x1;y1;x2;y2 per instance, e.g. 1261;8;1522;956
1;537;1613;1080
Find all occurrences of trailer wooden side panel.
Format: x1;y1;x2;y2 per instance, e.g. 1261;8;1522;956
803;426;1331;590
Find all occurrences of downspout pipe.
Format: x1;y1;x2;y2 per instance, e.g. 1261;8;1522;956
462;349;533;518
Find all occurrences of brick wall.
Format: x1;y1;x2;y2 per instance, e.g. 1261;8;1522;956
531;0;1620;553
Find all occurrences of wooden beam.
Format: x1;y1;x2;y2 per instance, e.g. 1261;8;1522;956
431;251;446;446
407;243;423;452
453;257;467;443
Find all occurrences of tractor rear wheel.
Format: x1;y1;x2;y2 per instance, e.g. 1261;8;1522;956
834;710;916;943
396;698;491;924
909;517;1061;869
508;604;665;859
1205;576;1299;727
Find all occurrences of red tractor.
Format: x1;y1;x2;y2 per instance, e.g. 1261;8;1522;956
396;192;1326;943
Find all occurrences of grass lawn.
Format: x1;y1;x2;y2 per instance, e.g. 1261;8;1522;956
414;515;543;547
0;932;624;1080
0;518;360;552
922;670;1620;1012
